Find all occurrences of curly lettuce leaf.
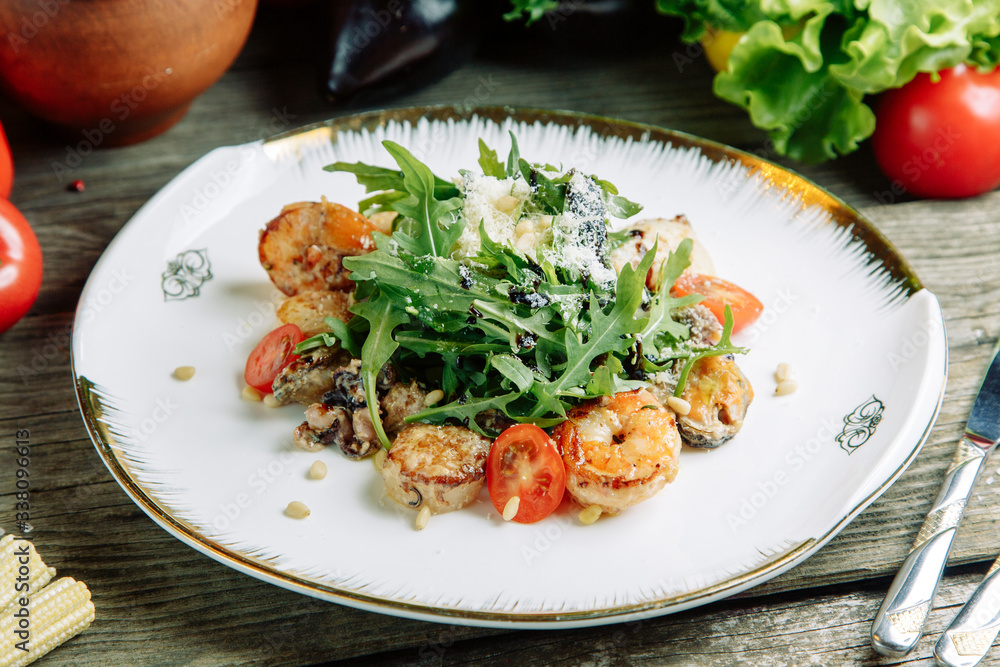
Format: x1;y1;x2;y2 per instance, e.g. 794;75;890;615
715;15;876;162
657;0;1000;162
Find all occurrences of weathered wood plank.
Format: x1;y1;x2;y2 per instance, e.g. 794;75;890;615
329;570;991;667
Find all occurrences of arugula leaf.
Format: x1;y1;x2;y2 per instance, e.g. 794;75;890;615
604;193;643;219
352;292;410;449
478;139;506;179
293;316;362;357
518;158;567;214
528;249;654;417
489;354;535;393
505;131;521;179
382;141;466;258
409;393;520;435
673;305;748;397
326;160;460;200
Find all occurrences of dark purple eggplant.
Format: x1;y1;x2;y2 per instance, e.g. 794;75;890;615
320;0;481;106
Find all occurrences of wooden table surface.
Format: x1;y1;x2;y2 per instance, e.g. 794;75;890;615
3;7;1000;666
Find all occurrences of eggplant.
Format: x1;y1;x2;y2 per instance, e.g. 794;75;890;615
320;0;481;106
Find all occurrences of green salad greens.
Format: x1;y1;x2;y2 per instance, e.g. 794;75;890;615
658;0;1000;163
507;0;1000;163
297;136;743;449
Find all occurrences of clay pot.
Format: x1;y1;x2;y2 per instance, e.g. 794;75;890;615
0;0;258;146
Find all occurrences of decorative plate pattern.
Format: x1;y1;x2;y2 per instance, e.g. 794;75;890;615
72;107;947;628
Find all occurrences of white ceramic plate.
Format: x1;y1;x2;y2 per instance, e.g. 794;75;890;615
73;107;947;628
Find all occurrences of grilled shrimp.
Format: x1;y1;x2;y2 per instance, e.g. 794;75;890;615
608;215;716;288
675;354;753;448
380;423;491;513
259;197;378;295
553;389;682;515
276;289;353;337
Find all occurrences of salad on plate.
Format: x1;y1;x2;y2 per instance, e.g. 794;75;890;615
246;134;761;528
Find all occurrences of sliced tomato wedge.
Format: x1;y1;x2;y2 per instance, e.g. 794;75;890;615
672;273;763;334
486;424;566;524
244;323;304;394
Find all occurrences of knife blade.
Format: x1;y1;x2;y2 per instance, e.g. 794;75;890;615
871;340;1000;658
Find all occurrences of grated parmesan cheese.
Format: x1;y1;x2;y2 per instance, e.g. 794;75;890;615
453;173;531;259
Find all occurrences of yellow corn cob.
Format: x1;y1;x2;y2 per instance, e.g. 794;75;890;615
0;535;56;611
0;577;95;667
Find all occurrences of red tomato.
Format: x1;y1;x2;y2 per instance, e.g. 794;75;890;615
672;273;762;334
244;323;304;393
0;199;43;333
872;64;1000;199
0;123;12;199
486;424;566;524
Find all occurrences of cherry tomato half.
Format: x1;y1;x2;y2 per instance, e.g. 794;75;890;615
486;424;566;524
0;199;43;333
244;323;304;394
672;273;762;334
872;64;1000;199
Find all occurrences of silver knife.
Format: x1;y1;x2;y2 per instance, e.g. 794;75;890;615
872;341;1000;658
934;554;1000;667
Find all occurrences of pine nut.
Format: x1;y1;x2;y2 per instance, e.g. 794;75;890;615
666;396;691;416
774;362;793;383
374;448;387;471
262;393;281;408
285;501;310;519
424;389;444;406
579;505;603;525
515;231;536;252
172;366;196;381
502;496;520;521
775;379;799;396
496;194;520;213
241;386;263;402
415;505;431;530
308;460;327;480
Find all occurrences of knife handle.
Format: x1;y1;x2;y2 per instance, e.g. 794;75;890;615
934;556;1000;667
871;435;988;658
